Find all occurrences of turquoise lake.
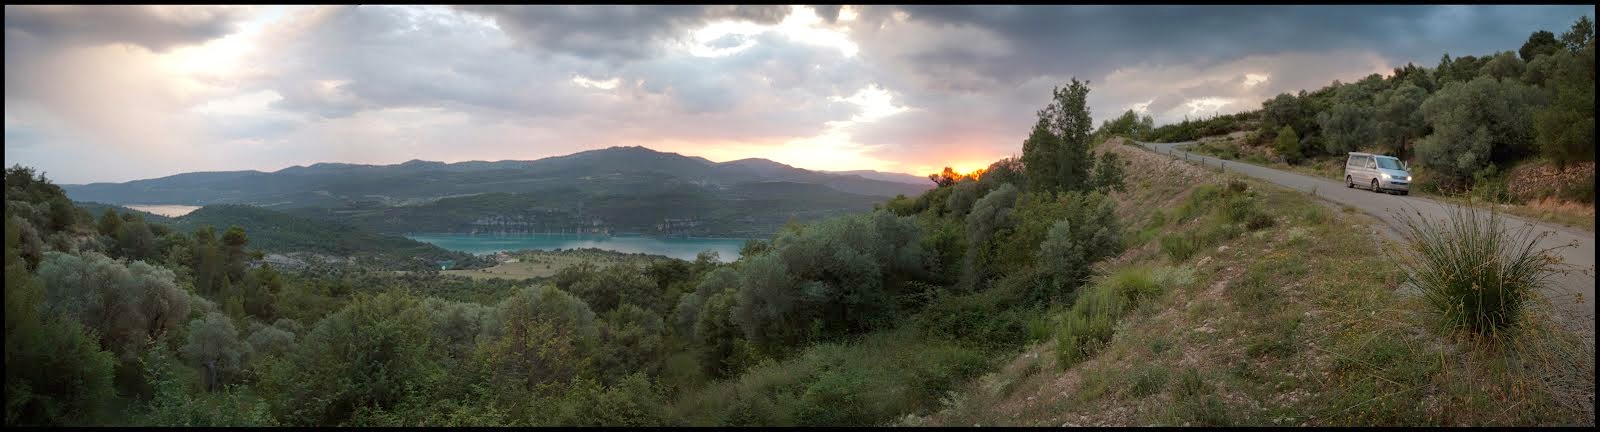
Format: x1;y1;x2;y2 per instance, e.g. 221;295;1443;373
406;233;748;262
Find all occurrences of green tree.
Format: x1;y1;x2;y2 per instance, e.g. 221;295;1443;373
1533;38;1595;166
1480;51;1526;81
97;209;124;237
36;252;191;359
1035;192;1123;300
980;157;1026;191
943;179;986;217
1521;30;1563;61
569;265;659;315
1560;15;1594;51
1044;79;1097;193
240;265;284;321
1259;92;1314;148
594;304;667;383
1274;125;1303;164
115;218;157;262
476;285;598;402
1020;116;1061;192
220;226;250;283
1316;84;1378;154
181;312;249;392
963;184;1021;289
1091;152;1125;193
265;291;442;426
6;219;117;426
1373;83;1429;158
1416;76;1546;183
550;373;672;426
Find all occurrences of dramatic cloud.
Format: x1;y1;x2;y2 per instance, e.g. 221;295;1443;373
3;5;1593;183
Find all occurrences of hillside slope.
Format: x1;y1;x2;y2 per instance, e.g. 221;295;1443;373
913;139;1593;426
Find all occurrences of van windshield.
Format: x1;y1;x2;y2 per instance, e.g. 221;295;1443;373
1375;157;1402;170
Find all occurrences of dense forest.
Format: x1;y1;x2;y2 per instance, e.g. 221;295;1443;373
5;74;1140;426
1143;16;1594;197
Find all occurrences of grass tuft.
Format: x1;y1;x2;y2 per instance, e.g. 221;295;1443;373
1391;205;1569;336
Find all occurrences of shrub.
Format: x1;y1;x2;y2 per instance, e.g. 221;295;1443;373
1273;126;1299;165
1160;233;1201;261
671;333;986;427
1393;205;1567;335
1470;166;1517;204
1219;193;1275;231
1055;294;1118;368
914;282;1036;351
1126;364;1171;398
1034;192;1123;299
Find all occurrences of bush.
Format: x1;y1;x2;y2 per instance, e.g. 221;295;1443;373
1160;233;1201;261
1126;364;1171;398
671;333;987;426
1219;193;1275;231
1393;205;1567;335
1053;266;1187;368
1054;290;1119;368
1034;192;1123;299
1470;166;1517;204
914;281;1036;351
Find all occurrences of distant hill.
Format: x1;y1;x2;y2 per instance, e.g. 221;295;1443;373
285;180;886;238
60;146;928;237
171;204;488;270
61;146;931;206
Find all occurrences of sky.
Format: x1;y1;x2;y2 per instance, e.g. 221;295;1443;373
4;5;1594;184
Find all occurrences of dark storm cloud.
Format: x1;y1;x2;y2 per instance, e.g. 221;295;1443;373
3;5;249;52
453;5;789;62
849;5;1594;91
248;5;862;148
256;6;592;119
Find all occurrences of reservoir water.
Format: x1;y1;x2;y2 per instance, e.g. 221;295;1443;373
406;233;748;262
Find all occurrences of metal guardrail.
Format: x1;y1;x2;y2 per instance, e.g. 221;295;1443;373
1127;140;1227;174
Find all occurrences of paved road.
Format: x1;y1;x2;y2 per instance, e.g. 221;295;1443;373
1139;141;1596;334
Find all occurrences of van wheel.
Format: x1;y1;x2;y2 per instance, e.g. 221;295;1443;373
1371;179;1380;193
1346;176;1354;188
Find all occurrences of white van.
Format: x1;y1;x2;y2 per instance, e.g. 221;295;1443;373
1345;152;1411;195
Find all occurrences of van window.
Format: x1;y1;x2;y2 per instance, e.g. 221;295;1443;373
1375;157;1401;170
1348;155;1362;166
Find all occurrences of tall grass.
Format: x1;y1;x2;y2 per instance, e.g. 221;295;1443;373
1054;266;1192;368
1392;205;1569;336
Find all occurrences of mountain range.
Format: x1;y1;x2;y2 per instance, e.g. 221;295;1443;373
63;146;934;237
63;146;931;206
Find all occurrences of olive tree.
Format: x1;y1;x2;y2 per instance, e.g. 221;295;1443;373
36;252;190;359
1415;76;1545;183
180;312;249;392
